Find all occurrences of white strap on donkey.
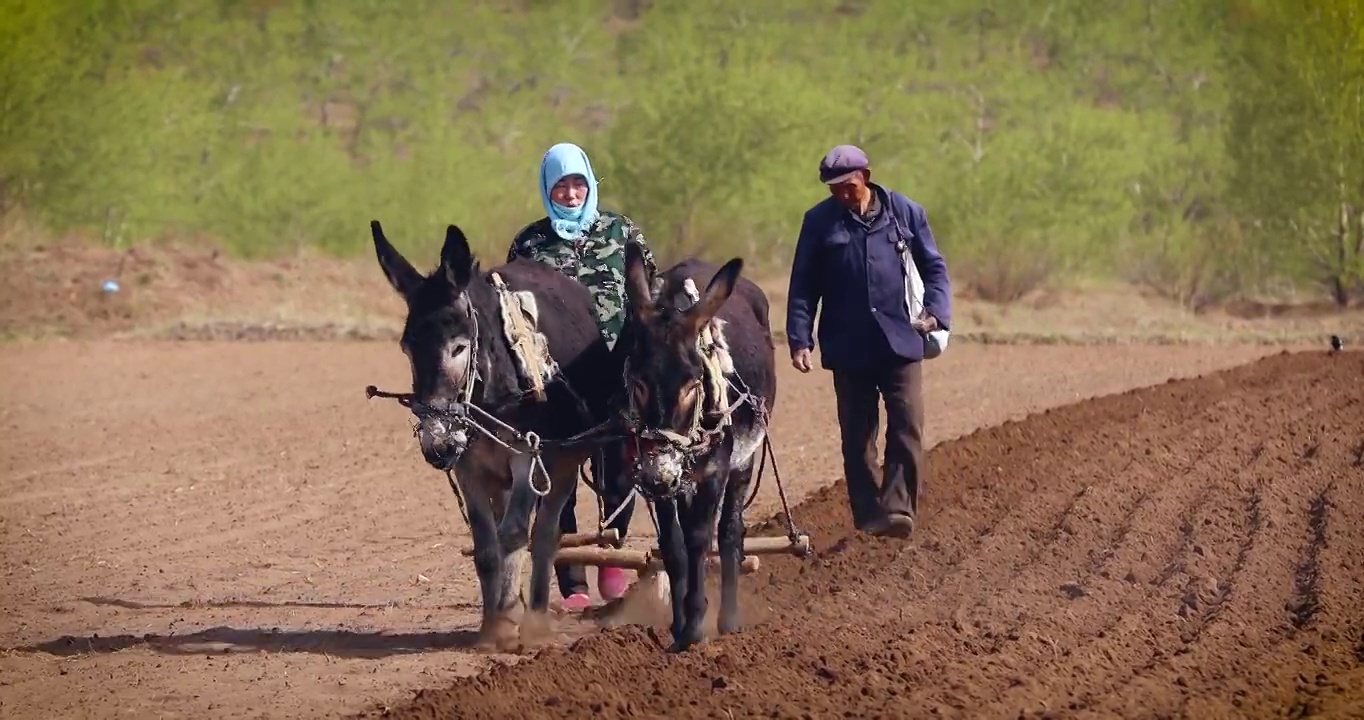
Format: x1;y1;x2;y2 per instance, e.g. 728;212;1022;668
890;204;950;360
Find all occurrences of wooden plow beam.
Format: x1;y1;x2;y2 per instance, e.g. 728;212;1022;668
458;530;813;578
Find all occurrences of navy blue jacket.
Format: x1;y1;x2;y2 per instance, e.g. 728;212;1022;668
785;184;952;370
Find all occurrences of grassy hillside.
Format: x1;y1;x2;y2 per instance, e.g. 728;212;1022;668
2;0;1360;307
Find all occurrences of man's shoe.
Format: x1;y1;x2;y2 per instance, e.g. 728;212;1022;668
863;513;914;539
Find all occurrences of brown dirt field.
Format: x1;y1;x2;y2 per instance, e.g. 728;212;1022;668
372;348;1364;720
3;230;1363;719
4;338;1360;719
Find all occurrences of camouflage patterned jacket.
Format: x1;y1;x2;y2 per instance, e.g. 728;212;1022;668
506;210;658;349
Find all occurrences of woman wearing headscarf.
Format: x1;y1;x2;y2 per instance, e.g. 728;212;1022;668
506;142;658;610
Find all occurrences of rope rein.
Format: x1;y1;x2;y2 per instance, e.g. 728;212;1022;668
364;278;623;523
616;334;804;544
365;273;804;551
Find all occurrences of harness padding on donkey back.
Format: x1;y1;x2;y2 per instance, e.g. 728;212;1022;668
675;278;736;431
490;272;558;399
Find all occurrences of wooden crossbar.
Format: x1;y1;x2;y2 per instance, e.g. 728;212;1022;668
459;530;809;560
549;533;811;575
741;533;812;556
458;528;622;557
553;546;761;574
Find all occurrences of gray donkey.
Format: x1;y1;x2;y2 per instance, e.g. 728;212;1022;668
615;240;778;652
369;220;623;649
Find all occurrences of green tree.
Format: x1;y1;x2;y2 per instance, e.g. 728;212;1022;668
3;0;1312;301
596;12;817;264
1223;0;1364;306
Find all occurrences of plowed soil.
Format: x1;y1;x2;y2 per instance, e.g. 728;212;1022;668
3;341;1362;720
376;349;1364;720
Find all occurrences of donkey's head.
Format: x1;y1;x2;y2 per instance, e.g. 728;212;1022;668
370;220;499;470
619;241;744;497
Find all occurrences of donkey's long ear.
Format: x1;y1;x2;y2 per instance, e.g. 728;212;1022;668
684;257;743;334
623;239;655;321
439;224;475;289
371;220;424;300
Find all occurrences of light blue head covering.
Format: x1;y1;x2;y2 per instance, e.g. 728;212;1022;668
539;142;600;240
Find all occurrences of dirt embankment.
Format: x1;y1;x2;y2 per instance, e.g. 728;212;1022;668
4;232;1361;346
0;234;405;341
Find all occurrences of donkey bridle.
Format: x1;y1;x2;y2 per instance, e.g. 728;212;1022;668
617;355;759;501
368;284;619;473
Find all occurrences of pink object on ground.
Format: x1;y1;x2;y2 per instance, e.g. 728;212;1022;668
560;592;592;611
597;567;630;601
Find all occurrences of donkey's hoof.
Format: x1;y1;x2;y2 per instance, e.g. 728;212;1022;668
519;609;554;642
495;635;525;653
474;628;502;651
478;614;521;651
666;629;706;654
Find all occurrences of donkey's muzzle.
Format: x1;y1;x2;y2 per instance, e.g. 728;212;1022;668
628;435;693;500
417;416;469;470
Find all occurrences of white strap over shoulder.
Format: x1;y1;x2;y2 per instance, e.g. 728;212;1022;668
892;203;949;360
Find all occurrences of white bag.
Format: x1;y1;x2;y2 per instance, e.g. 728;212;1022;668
890;203;949;360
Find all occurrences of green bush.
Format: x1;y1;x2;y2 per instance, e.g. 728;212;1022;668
0;0;1358;305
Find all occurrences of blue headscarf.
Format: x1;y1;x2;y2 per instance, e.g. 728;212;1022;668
539;142;600;240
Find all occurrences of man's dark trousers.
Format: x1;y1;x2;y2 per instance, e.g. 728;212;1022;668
831;357;925;529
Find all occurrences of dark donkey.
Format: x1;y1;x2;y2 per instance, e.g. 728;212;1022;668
616;240;778;652
370;220;619;649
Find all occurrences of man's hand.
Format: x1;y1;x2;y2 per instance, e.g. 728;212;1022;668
912;313;939;333
791;347;813;373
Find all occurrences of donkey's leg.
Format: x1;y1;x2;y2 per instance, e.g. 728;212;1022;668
489;452;538;640
654;498;689;644
717;460;753;635
498;453;537;552
673;477;723;652
454;470;506;646
527;455;579;616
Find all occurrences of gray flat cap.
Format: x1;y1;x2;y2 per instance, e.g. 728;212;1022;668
819;144;870;184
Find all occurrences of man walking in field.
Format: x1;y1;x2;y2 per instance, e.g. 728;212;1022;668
785;145;953;538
